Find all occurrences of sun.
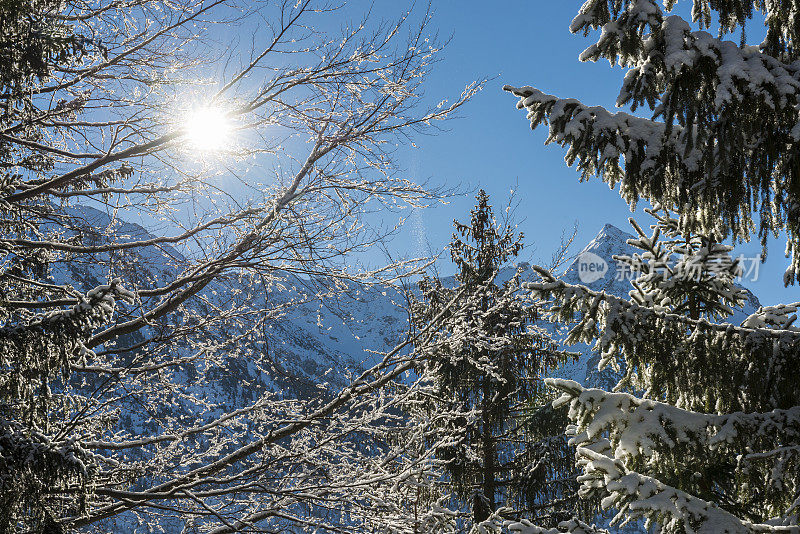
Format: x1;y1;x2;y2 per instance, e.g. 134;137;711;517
184;106;232;152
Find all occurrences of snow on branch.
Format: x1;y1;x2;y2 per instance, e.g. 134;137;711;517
614;207;747;321
574;1;800;114
571;0;800;65
0;416;94;529
475;513;610;534
524;266;800;413
572;446;798;534
572;0;663;72
505;6;800;285
0;278;134;420
742;303;800;331
502;85;679;180
547;378;800;506
570;0;662;38
621;16;800;112
549;378;800;454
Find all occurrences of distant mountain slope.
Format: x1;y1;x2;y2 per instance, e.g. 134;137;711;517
48;205;409;402
53;206;762;401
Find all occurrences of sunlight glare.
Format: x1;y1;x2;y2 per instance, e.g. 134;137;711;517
184;106;232;152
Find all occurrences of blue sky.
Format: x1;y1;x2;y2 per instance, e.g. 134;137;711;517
181;1;795;306
363;1;798;307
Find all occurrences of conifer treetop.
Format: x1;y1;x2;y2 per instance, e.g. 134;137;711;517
451;189;523;284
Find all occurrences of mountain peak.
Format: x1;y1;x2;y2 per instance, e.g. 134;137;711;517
589;223;633;249
562;223;636;293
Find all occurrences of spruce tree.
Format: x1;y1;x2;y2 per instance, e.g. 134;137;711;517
488;2;800;533
0;4;120;531
505;0;800;287
482;231;800;533
411;191;576;526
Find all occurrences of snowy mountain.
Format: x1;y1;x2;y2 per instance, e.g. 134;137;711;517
260;219;763;392
58;207;762;402
561;222;761;322
48;205;411;402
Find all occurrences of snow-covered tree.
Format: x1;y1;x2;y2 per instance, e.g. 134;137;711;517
495;2;800;533
505;0;800;287
615;206;747;320
410;191;579;527
476;259;800;533
0;1;480;532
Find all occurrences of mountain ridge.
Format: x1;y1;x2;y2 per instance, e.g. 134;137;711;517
55;208;762;397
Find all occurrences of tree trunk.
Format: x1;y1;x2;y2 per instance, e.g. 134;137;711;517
473;238;497;525
474;377;496;524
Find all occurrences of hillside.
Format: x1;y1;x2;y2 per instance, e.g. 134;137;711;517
57;207;762;402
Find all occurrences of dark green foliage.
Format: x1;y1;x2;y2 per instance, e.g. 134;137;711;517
0;4;115;531
0;418;91;534
0;0;90;96
499;1;800;531
533;267;800;414
0;282;131;421
528;235;800;526
0;0;92;180
511;402;588;527
0;281;132;534
411;191;582;526
0;0;94;317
